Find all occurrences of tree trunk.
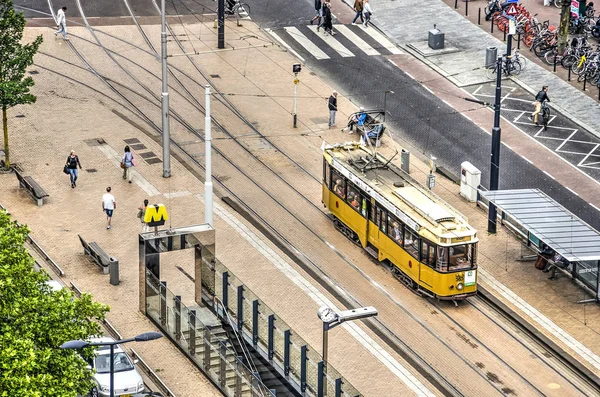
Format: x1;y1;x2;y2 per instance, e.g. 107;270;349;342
2;106;9;169
558;0;571;54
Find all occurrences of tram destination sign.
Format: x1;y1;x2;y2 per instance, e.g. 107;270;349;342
331;158;420;231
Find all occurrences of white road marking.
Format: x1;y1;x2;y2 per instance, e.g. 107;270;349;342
404;71;414;79
283;26;329;60
589;202;600;212
307;25;354;57
520;155;534;164
479;268;600;372
578;144;600;168
565;186;579;196
543;170;556;180
555;129;579;152
423;85;434;95
266;28;306;63
200;196;436;396
97;145;161;196
502;142;512;150
336;25;380;56
357;24;403;54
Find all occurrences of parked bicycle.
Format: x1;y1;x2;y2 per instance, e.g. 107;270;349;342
215;0;251;20
486;52;523;79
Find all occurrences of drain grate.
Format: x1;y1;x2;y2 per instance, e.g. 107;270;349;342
85;169;97;173
146;158;162;165
139;151;157;159
210;74;221;78
29;70;39;75
130;143;147;150
124;138;140;144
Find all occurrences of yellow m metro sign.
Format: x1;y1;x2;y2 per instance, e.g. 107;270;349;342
144;204;169;227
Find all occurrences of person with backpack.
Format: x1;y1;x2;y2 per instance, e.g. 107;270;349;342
121;145;135;183
65;150;82;188
363;0;373;27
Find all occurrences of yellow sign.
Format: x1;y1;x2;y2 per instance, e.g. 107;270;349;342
144;204;169;226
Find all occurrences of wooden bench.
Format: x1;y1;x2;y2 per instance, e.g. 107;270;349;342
78;234;112;274
14;168;49;206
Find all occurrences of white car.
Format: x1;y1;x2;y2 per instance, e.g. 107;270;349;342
88;337;144;397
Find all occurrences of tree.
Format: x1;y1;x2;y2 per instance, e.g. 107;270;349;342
558;0;572;54
0;0;43;169
0;209;110;397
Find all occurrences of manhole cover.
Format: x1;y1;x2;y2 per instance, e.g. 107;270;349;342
124;138;141;144
131;143;147;150
86;169;97;173
146;158;162;165
139;151;157;159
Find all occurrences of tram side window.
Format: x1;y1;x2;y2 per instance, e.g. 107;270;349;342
378;207;387;232
421;241;436;267
437;246;448;271
370;200;376;222
347;184;365;216
404;228;419;259
387;216;403;245
332;170;346;199
323;160;331;188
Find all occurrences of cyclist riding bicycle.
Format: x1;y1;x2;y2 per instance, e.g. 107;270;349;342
530;85;550;126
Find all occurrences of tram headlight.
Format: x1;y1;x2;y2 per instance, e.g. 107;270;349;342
456;282;464;291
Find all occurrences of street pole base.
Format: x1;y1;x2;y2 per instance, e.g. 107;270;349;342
293;114;297;128
163;170;171;178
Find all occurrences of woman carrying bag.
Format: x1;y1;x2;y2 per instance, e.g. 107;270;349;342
121;145;135;183
65;150;82;188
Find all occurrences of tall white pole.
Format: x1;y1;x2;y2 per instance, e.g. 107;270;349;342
161;0;171;177
293;73;298;128
204;85;213;226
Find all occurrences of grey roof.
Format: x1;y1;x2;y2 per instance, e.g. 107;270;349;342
480;189;600;262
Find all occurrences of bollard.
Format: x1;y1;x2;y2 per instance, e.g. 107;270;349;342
109;257;119;285
553;54;557;72
491;19;494;33
455;0;458;9
598;85;600;100
478;8;481;25
568;67;572;81
503;29;506;41
517;33;521;49
584;74;587;91
466;0;469;16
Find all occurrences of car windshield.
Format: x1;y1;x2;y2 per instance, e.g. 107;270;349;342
95;352;134;373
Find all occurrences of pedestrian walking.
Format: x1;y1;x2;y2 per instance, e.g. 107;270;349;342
54;6;68;39
363;0;373;27
322;3;335;35
351;0;364;25
317;0;330;32
102;187;116;230
328;91;338;128
121;145;135;183
138;199;150;232
310;0;322;26
65;150;82;188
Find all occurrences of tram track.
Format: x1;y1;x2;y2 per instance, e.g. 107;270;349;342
23;3;600;395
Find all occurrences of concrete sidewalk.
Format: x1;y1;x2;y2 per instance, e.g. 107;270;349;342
369;0;600;137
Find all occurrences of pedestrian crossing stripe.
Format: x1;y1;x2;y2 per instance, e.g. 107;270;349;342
281;25;402;60
335;25;380;56
356;24;403;55
283;26;330;60
307;25;354;57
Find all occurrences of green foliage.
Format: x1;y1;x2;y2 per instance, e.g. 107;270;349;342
0;210;110;397
0;0;43;167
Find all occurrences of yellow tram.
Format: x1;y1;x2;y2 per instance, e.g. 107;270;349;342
322;143;478;299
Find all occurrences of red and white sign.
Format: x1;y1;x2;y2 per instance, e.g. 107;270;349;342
505;4;518;16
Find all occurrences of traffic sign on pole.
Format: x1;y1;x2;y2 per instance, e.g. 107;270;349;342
505;4;518;16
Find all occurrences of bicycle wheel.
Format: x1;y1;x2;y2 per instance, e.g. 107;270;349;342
543;49;559;65
541;108;550;130
508;60;522;75
554;0;562;8
235;3;251;19
561;54;578;68
485;64;497;80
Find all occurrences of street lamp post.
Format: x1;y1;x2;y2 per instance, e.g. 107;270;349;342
60;332;163;397
317;306;377;395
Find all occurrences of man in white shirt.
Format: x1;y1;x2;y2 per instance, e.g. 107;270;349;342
54;6;68;39
102;187;116;230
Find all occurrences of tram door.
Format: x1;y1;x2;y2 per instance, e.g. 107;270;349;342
367;202;384;248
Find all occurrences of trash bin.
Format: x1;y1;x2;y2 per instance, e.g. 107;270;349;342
485;46;498;69
428;25;444;50
401;149;410;174
109;257;120;286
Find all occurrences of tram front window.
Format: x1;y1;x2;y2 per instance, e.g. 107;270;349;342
448;244;474;270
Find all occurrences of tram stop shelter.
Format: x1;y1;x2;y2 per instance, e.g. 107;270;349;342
478;189;600;303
